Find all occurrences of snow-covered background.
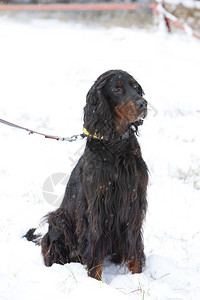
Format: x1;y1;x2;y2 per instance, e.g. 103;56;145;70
0;15;200;300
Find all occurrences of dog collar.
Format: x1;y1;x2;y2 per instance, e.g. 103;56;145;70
83;127;103;140
83;127;136;142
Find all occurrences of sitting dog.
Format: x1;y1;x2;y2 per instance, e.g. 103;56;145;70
25;70;148;280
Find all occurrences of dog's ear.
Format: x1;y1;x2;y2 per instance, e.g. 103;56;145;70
83;72;115;139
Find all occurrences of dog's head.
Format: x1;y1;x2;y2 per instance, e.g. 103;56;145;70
84;70;147;139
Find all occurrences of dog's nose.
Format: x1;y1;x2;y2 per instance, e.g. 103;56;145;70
135;99;147;111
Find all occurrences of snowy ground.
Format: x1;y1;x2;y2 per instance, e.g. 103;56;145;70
0;15;200;300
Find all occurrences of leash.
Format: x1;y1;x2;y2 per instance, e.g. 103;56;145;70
0;118;85;142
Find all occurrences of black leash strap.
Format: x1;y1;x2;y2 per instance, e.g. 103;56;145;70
0;118;85;142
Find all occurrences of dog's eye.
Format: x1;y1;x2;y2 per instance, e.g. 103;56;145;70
113;87;122;94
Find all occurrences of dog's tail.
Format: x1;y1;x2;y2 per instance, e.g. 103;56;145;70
23;228;41;245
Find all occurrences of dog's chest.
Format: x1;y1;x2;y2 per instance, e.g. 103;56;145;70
86;138;147;199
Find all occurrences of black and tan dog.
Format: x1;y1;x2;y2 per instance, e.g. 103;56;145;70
25;70;148;280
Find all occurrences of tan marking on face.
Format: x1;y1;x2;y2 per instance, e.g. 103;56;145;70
129;79;135;86
116;81;123;88
114;101;139;123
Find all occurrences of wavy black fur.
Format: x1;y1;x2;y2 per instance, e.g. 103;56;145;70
25;70;148;279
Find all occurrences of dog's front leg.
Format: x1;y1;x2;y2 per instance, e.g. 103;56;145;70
126;256;142;274
88;261;103;280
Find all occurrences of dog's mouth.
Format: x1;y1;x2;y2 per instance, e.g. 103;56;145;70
126;105;147;124
114;101;147;132
130;111;147;128
134;109;147;122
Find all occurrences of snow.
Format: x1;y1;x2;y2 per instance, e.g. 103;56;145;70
0;15;200;300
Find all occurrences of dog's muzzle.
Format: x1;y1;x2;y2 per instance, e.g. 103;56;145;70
135;98;148;121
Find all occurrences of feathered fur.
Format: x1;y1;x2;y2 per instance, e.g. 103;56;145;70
25;70;148;280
